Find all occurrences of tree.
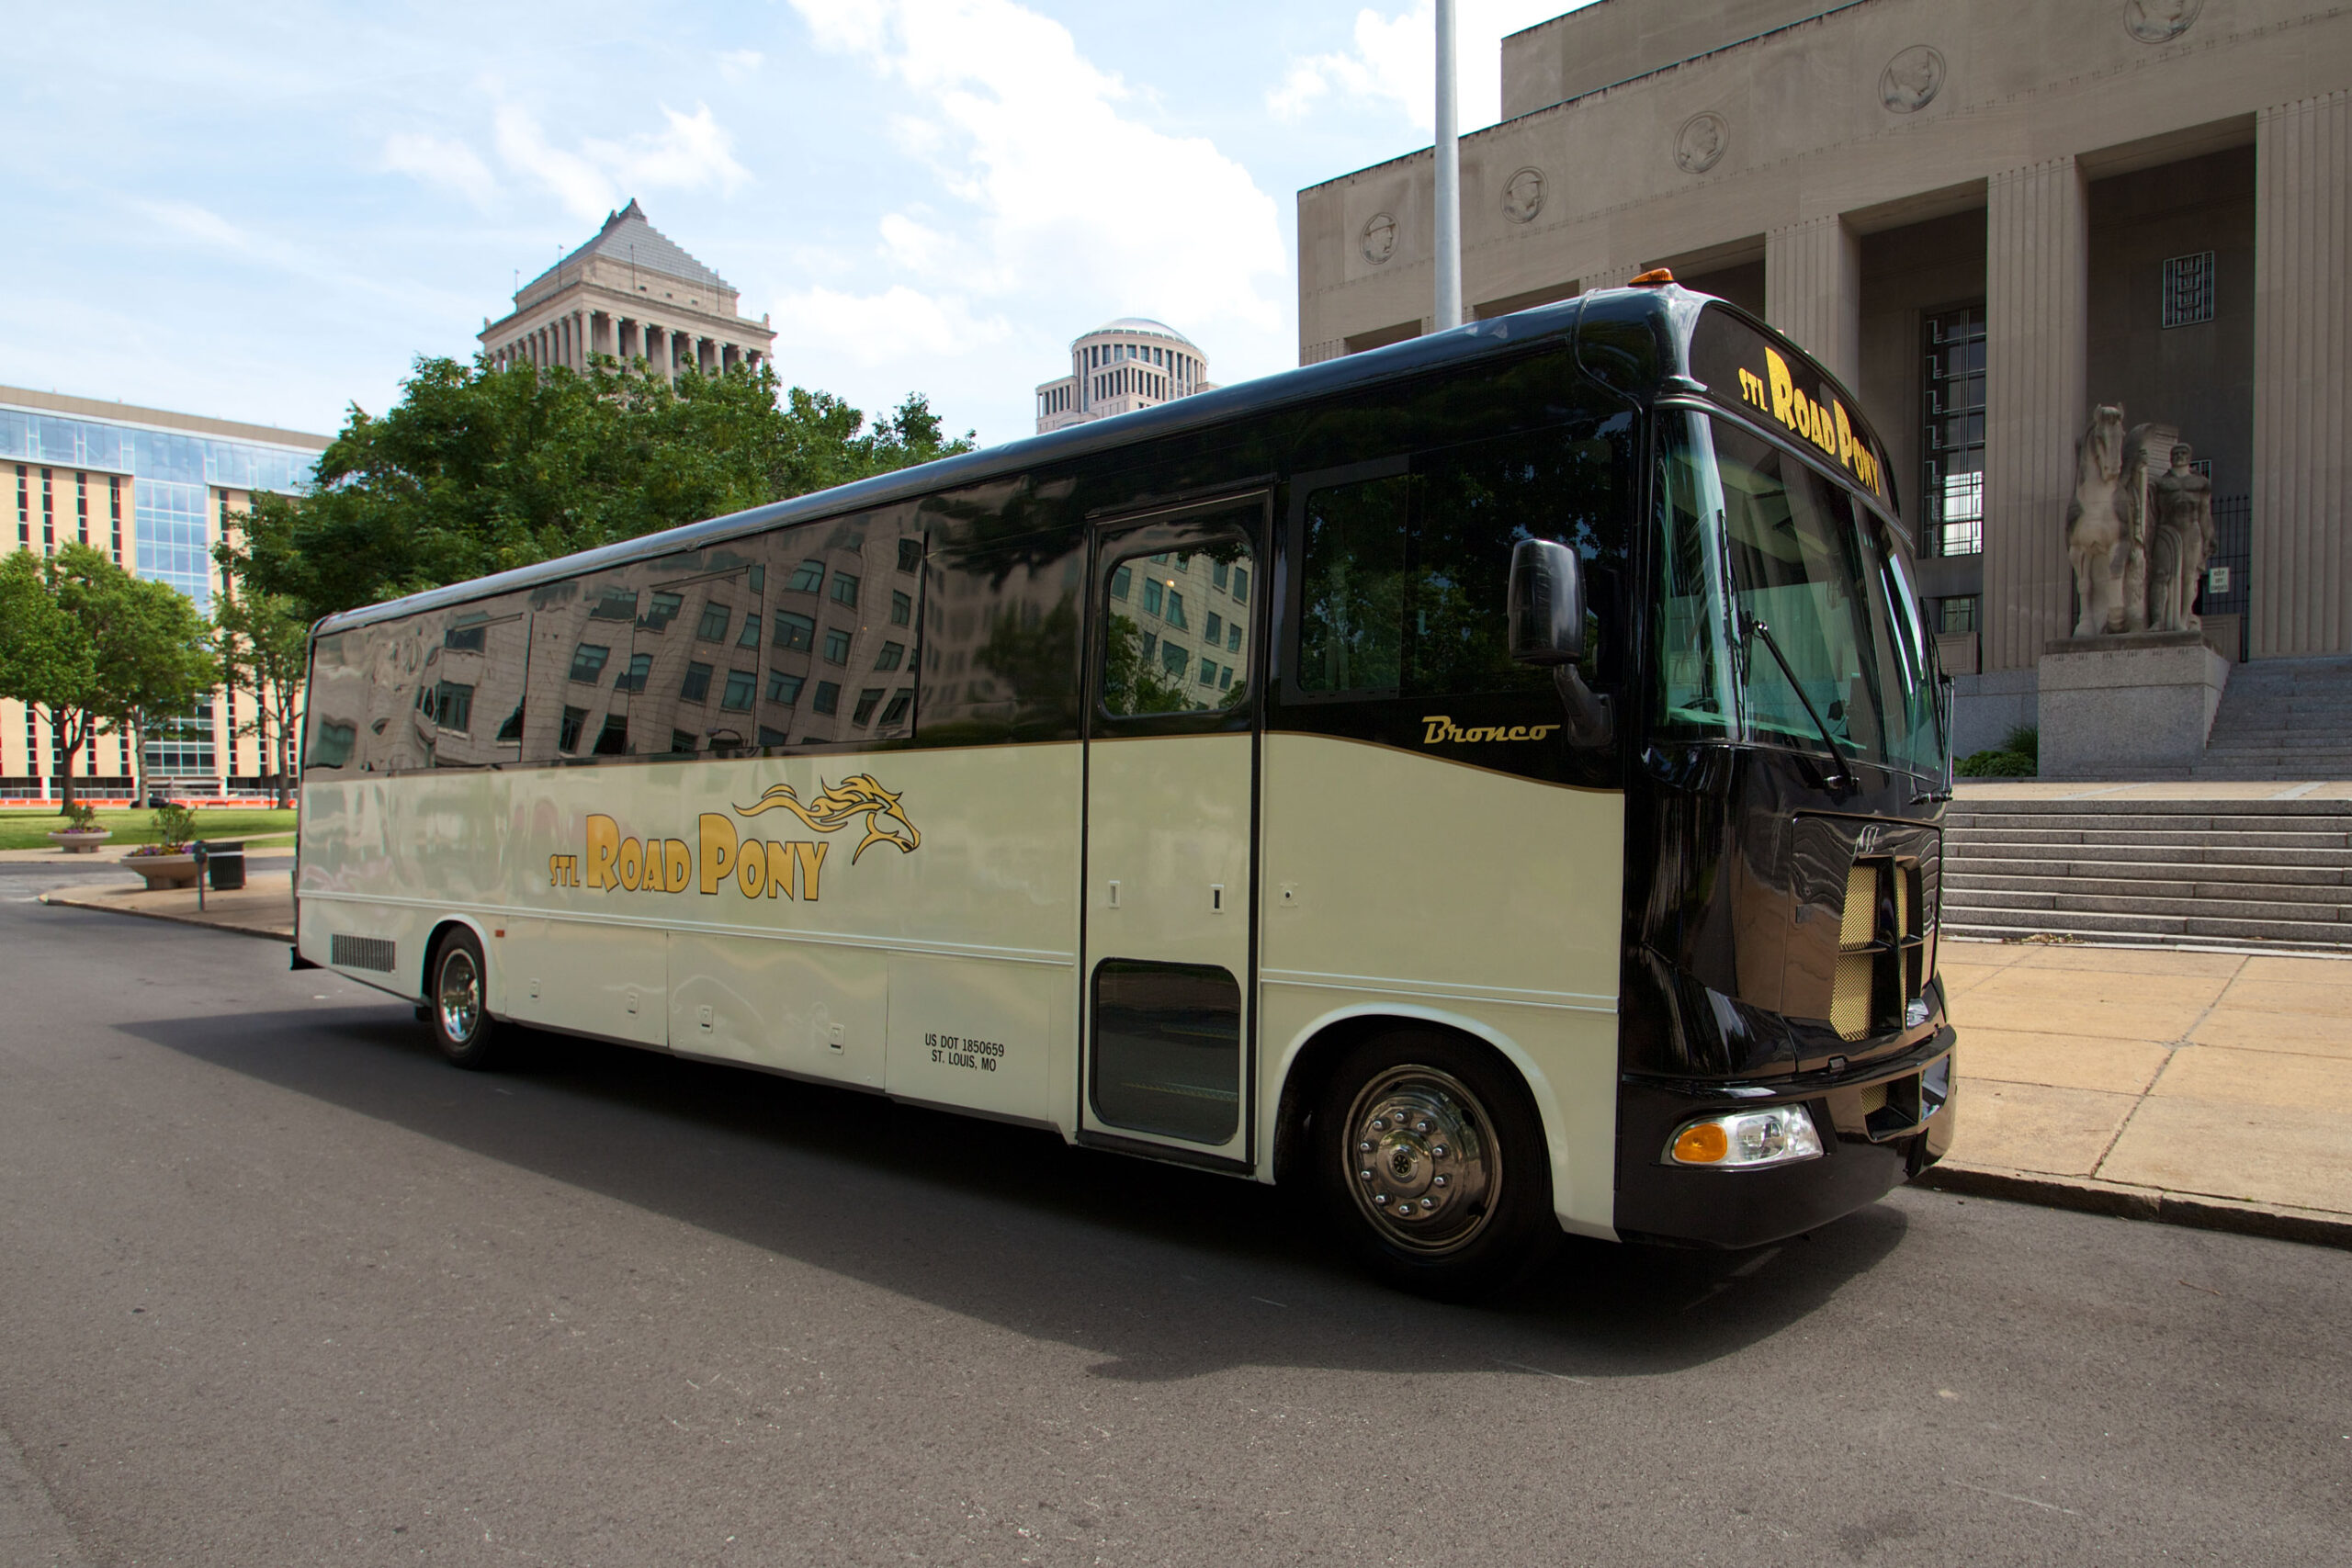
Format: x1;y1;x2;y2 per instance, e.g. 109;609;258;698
221;355;974;626
0;546;211;809
214;588;311;807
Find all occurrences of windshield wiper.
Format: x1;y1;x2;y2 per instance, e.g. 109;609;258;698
1740;612;1855;791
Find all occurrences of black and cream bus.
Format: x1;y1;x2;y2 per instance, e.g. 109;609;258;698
296;278;1955;1296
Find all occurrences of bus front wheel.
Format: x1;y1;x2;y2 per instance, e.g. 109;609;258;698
426;928;502;1070
1314;1032;1555;1300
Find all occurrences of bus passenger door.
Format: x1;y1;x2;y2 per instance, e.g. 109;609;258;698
1080;498;1263;1168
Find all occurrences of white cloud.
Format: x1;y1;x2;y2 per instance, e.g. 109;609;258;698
140;199;253;253
484;102;750;220
584;105;751;198
717;48;765;82
380;131;498;209
787;0;1288;374
1269;1;1583;132
769;283;1012;367
494;104;616;219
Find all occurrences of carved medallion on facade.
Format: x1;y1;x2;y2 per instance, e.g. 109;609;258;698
1361;212;1397;265
1675;113;1728;175
1880;46;1945;113
1501;167;1545;223
2123;0;2200;43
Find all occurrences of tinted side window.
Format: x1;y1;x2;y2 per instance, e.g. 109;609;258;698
750;508;925;748
301;631;364;772
1291;424;1628;702
917;477;1083;746
430;600;530;767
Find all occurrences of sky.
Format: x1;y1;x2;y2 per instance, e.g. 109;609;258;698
2;0;1589;451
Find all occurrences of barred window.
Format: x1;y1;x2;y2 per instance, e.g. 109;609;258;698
2162;252;2215;329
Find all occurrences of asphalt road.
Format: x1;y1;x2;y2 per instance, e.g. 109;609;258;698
1;898;2346;1567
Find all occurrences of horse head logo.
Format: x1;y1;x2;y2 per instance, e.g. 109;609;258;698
733;773;922;863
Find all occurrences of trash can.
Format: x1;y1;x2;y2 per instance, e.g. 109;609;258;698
202;840;246;891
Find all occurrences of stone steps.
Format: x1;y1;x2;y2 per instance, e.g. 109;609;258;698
1940;795;2352;950
2192;654;2352;781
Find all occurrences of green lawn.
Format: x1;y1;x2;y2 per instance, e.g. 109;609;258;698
0;807;297;852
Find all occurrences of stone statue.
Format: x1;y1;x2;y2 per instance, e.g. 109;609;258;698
2116;422;2179;633
2064;404;2129;636
2147;443;2215;632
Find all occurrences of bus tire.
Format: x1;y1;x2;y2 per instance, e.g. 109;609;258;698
426;928;502;1070
1313;1031;1555;1301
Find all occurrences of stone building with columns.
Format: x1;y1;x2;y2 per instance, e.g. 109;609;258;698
1296;0;2351;750
481;199;775;380
1034;317;1216;433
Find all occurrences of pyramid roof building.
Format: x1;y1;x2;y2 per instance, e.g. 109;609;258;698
481;198;774;380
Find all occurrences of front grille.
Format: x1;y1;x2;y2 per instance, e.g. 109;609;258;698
331;934;396;973
1829;858;1928;1041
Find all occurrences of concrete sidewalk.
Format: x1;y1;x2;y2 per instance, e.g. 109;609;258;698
1923;936;2352;1246
39;870;295;942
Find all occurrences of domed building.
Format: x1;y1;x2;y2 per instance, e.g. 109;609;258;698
1035;318;1214;434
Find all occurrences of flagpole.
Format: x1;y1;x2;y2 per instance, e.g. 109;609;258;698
1433;0;1462;329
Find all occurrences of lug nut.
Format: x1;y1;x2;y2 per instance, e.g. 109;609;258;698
1415;1119;1430;1133
1370;1117;1386;1131
1359;1169;1374;1182
1431;1175;1447;1188
1430;1145;1448;1157
1374;1193;1390;1205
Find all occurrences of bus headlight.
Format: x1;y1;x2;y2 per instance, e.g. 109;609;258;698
1666;1105;1825;1168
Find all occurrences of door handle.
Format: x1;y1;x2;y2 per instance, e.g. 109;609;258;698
1106;879;1121;908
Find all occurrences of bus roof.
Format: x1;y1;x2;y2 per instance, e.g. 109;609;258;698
315;285;1875;636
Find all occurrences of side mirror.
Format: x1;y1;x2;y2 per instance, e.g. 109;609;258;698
1508;538;1586;666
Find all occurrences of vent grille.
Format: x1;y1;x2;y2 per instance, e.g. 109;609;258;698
331;934;397;973
1829;858;1929;1042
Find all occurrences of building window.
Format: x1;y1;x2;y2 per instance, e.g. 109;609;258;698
891;589;913;626
594;716;630;755
2162;252;2215;329
813;681;841;716
1204;611;1222;646
788;559;825;592
616;653;653;693
559;705;587;752
1922;304;1986;558
145;699;217;777
773;610;816;652
880;688;912;725
643;590;684;631
696;602;730;640
822;627;852;663
1937;596;1979;634
591;587;639;621
1164;589;1186;631
853;687;884;725
766;670;805;705
737;614;762;649
1230;566;1249;603
681;661;713;703
875;641;905;671
1111;566;1132;601
568;643;611;683
720;669;757;710
133;479;210;605
897;537;922;572
830;572;860;608
670;729;699;755
434;681;475;734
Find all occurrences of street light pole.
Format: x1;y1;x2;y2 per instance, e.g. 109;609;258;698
1433;0;1463;330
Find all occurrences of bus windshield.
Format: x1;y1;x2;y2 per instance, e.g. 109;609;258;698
1655;408;1943;778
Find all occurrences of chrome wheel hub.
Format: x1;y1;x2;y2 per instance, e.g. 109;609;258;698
1343;1066;1497;1255
437;948;481;1044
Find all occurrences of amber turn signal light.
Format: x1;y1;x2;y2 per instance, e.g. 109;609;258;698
1630;267;1676;286
1673;1122;1729;1163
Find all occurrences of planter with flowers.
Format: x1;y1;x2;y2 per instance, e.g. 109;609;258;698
126;803;198;889
47;802;112;854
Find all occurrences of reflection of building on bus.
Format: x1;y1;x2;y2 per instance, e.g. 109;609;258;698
1035;319;1215;434
300;286;1954;1298
0;386;327;802
1297;0;2352;751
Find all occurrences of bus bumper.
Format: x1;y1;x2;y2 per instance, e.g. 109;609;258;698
1611;1033;1957;1249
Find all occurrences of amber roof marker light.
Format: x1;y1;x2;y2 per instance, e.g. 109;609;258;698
1630;267;1676;287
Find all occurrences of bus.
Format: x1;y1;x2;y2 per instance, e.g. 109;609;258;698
294;279;1955;1297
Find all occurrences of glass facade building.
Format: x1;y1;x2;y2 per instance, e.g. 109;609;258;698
2;389;326;799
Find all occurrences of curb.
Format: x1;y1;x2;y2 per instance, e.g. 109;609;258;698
1914;1160;2352;1252
36;889;292;944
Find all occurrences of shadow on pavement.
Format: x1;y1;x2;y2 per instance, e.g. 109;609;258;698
118;995;1909;1384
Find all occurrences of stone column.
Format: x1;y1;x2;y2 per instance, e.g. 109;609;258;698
1765;215;1861;388
1981;157;2089;673
2253;90;2352;659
